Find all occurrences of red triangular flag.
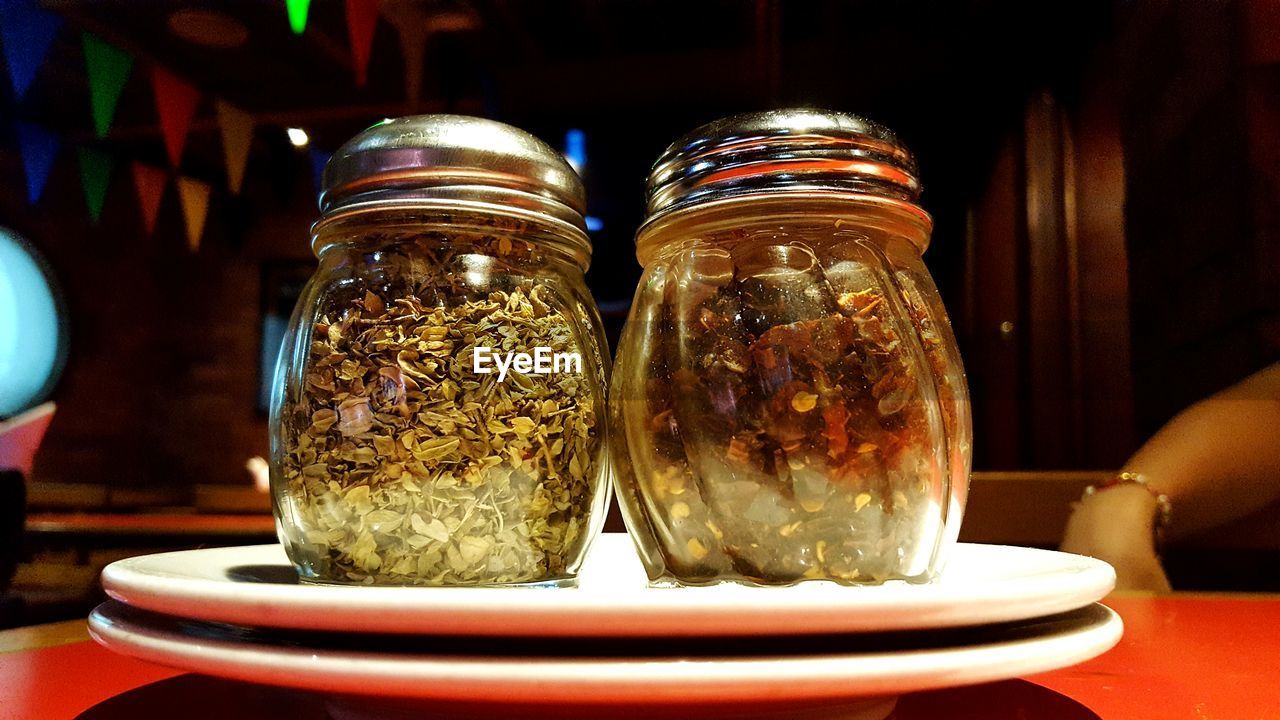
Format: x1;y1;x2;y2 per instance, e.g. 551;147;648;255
346;0;381;86
151;66;199;167
0;402;57;477
384;7;424;102
131;161;166;235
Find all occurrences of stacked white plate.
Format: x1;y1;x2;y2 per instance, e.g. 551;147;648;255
90;533;1120;720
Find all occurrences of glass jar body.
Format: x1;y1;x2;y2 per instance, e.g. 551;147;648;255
611;197;971;586
270;208;611;586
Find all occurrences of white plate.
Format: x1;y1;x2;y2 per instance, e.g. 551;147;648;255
101;533;1115;638
88;600;1122;720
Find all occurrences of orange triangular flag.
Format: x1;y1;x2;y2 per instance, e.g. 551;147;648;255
215;100;254;194
346;0;381;86
131;161;166;235
176;176;210;252
151;66;199;167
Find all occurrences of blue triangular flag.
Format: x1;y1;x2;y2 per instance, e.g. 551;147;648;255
0;0;62;101
308;148;331;195
14;121;59;204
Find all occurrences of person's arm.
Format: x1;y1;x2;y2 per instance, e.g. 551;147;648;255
1061;363;1280;591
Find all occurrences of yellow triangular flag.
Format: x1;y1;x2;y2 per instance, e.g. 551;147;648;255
215;100;254;194
176;176;210;252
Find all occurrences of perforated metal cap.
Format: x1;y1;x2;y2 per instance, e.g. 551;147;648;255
644;109;921;223
319;115;587;235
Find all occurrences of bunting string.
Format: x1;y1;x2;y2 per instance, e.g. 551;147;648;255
2;7;398;248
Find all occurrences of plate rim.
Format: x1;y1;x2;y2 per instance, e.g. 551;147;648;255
87;599;1124;704
100;536;1116;637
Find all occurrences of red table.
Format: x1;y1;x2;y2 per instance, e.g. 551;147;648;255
2;595;1278;720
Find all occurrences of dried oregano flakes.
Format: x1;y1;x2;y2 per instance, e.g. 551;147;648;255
277;237;604;586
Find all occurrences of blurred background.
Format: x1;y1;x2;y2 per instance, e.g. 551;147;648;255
1;0;1277;625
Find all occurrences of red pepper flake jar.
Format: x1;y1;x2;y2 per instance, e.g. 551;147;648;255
611;110;971;586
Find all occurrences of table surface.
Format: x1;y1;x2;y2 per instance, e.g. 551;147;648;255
1;594;1278;720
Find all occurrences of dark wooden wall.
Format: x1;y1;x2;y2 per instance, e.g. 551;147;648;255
1121;1;1277;438
964;88;1135;469
1244;0;1280;404
964;0;1280;468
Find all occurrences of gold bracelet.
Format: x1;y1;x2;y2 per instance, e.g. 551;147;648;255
1082;471;1173;550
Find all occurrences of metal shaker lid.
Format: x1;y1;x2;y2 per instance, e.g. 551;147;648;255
319;115;587;236
644;109;922;224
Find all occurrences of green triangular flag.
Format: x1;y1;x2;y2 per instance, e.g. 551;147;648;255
77;146;114;223
81;33;133;138
286;0;311;34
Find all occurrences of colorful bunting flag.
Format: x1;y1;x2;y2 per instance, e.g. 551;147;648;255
131;161;166;235
0;0;62;101
345;0;380;86
82;33;133;138
286;0;311;34
13;121;59;204
308;148;331;195
176;176;210;252
76;146;114;223
151;66;199;168
215;100;254;194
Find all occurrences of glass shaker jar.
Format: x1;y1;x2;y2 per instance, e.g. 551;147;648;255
611;110;971;586
270;115;611;586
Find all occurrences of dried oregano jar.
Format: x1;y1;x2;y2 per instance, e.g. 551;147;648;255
612;110;972;586
270;116;611;586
